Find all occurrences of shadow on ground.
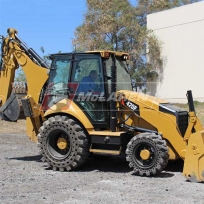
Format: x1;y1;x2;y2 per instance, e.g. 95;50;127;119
79;155;130;173
8;154;183;178
165;159;184;172
8;155;42;162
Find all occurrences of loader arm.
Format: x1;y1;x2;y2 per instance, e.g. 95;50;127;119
0;28;49;140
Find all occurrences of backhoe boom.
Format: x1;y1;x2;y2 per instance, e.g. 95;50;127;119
0;28;48;140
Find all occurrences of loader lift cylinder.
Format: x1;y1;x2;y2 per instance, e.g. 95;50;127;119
110;54;117;132
187;90;195;113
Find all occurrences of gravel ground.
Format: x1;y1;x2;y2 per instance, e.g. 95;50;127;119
0;133;204;204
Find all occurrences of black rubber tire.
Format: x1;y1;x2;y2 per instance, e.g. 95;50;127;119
126;132;169;176
37;115;90;171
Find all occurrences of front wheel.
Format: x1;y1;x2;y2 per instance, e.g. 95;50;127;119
37;115;89;171
126;132;169;176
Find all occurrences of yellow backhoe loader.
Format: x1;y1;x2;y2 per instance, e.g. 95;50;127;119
0;28;204;182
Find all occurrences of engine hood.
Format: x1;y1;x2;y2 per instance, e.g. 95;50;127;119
117;90;168;111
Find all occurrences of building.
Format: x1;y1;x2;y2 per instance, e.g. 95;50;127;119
147;1;204;103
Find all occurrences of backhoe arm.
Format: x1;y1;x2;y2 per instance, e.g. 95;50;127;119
0;28;49;140
0;35;17;104
0;31;20;120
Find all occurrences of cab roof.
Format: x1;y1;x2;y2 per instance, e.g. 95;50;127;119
49;50;129;59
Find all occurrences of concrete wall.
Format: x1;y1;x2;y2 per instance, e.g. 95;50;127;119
147;1;204;103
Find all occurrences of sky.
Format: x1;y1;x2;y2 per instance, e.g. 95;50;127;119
0;0;136;57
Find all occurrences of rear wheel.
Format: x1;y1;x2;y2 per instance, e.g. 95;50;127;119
126;132;168;176
37;115;89;171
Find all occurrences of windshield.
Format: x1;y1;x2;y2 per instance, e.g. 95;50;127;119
48;55;71;94
50;56;71;84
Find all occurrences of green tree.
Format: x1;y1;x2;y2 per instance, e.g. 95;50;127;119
73;0;134;51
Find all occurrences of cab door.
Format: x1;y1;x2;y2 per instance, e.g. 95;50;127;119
70;54;109;130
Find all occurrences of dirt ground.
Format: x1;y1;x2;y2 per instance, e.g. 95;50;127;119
1;120;204;204
0;119;26;134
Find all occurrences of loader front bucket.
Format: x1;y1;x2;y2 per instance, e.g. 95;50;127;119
183;130;204;182
0;92;20;121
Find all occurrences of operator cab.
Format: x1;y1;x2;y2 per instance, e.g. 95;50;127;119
42;51;132;130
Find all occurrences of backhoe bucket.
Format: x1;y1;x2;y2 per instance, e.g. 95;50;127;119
0;92;20;121
183;130;204;182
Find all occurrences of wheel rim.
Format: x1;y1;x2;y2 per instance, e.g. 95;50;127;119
46;129;72;160
133;141;157;169
57;138;68;150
